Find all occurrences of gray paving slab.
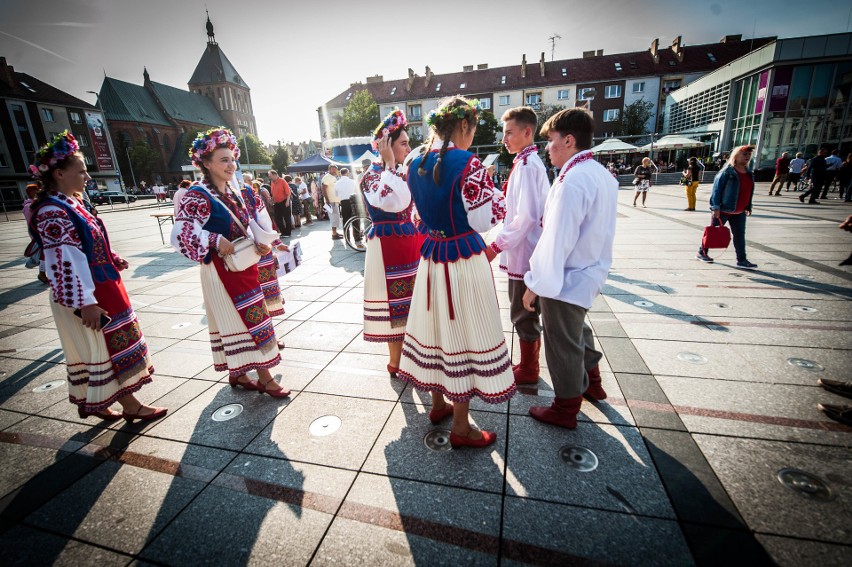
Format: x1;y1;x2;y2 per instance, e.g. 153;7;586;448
246;391;394;470
362;400;508;494
280;320;362;351
756;534;852;567
693;434;852;545
501;496;694;567
306;352;406;402
0;524;132;566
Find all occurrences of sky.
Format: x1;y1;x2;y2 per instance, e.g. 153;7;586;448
1;0;850;145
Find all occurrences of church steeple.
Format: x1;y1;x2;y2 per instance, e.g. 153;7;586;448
206;10;216;45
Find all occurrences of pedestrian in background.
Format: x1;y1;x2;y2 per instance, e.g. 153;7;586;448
322;165;342;239
683;156;701;211
268;169;292;236
800;145;828;204
632;157;652;207
696;145;758;269
768;151;790;196
786;152;806;191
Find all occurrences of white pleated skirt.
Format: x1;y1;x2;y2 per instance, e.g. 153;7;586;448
52;301;153;412
363;237;406;343
200;262;280;378
398;254;515;404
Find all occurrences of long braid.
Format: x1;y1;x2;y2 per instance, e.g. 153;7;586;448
433;134;452;185
417;132;435;177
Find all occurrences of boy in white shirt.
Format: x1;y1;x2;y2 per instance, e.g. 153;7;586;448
522;108;618;429
485;107;549;384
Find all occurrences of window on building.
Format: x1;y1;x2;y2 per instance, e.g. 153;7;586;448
390;86;396;95
499;95;510;106
557;89;570;100
605;85;622;98
561;68;567;77
435;82;442;91
408;104;422;120
668;60;676;67
707;53;717;62
578;88;595;100
614;62;622;71
501;76;506;85
629;61;638;69
480;99;491;110
663;80;681;92
11;104;36;155
78;136;89;147
632;82;645;94
42;108;55;122
603;109;620;122
83;155;93;166
459;82;466;89
0;153;8;168
19;81;36;93
526;93;541;105
70;112;82;124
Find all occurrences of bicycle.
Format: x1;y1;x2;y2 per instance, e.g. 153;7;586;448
343;214;371;252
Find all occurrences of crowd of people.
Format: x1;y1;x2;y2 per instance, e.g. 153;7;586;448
768;148;852;203
22;96;852;440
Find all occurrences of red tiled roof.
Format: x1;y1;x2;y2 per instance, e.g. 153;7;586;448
324;37;776;108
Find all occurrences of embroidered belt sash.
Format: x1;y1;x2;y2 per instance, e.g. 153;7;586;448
211;254;276;349
379;231;424;326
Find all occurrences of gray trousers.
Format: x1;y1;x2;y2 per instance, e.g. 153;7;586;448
540;297;602;398
508;279;542;342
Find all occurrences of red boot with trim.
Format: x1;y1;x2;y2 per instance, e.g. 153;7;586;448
529;395;583;429
514;338;541;385
584;365;607;401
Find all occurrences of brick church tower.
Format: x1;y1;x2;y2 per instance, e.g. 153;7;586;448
187;13;257;138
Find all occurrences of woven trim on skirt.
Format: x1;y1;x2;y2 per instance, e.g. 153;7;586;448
363;236;408;342
398;254;515;404
201;262;280;377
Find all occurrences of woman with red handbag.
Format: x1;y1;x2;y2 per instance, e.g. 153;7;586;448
696;145;758;269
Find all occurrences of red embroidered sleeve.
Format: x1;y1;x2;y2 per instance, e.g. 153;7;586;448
461;158;491;211
174;192;214;263
35;207;94;309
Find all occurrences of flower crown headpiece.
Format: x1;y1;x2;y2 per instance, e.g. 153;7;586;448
426;99;482;130
189;127;240;166
29;131;79;179
370;109;407;150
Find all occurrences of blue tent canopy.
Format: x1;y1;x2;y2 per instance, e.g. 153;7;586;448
286;153;347;173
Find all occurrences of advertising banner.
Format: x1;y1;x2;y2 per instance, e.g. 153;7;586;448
768;67;793;112
85;111;115;171
754;71;770;114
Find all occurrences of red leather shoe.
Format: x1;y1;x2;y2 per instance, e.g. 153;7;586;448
387;364;399;379
78;407;123;421
450;429;497;449
229;374;259;391
122;407;168;424
513;338;541;385
584;366;608;401
428;403;454;424
258;379;291;398
529;396;583;429
277;340;286;350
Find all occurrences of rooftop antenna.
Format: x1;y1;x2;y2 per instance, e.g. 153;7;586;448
548;33;562;61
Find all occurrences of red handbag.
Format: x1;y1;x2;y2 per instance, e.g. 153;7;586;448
702;218;731;249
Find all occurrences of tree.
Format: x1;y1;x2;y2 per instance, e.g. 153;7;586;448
620;99;654;137
237;133;271;165
128;140;158;185
337;90;380;137
535;104;567;143
272;145;291;173
472;110;499;148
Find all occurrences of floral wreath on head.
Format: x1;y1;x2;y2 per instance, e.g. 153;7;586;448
189;127;240;166
370;109;407;150
29;131;79;179
426;99;483;131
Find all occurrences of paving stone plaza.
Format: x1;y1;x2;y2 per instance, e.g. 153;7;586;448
0;182;850;566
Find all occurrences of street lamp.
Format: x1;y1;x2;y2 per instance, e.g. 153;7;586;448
86;90;124;191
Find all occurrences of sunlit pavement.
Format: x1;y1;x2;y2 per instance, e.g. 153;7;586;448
0;183;850;565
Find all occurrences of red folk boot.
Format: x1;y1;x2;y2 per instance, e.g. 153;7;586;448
584;365;607;401
529;395;583;429
514;338;541;385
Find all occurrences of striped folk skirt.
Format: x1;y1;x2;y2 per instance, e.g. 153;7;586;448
200;262;280;378
363;236;419;342
52;302;153;413
398;254;515;404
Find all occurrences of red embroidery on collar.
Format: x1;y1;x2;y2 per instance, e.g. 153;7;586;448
513;145;538;166
557;151;594;183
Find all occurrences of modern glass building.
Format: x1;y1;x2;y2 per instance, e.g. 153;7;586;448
664;33;852;170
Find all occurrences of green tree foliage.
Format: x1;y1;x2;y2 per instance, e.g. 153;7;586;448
338;90;380;137
620;99;655;136
127;140;158;184
272;146;291;173
237;133;272;165
472;110;499;148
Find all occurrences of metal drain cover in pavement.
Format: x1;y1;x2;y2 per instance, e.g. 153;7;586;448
777;468;835;502
787;358;824;372
424;429;452;452
33;380;66;393
677;352;708;365
211;404;243;422
791;305;818;313
633;300;655;308
171;322;193;329
309;415;341;436
560;446;598;472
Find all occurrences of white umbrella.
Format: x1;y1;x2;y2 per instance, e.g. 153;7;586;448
638;135;704;151
589;138;639;154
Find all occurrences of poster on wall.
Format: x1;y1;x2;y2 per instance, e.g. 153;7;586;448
768;67;793;112
85;112;115;172
754;71;770;114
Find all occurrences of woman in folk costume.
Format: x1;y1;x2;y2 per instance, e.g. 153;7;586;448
359;110;425;380
28;132;166;422
171;128;289;398
241;175;289;345
402;96;515;449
